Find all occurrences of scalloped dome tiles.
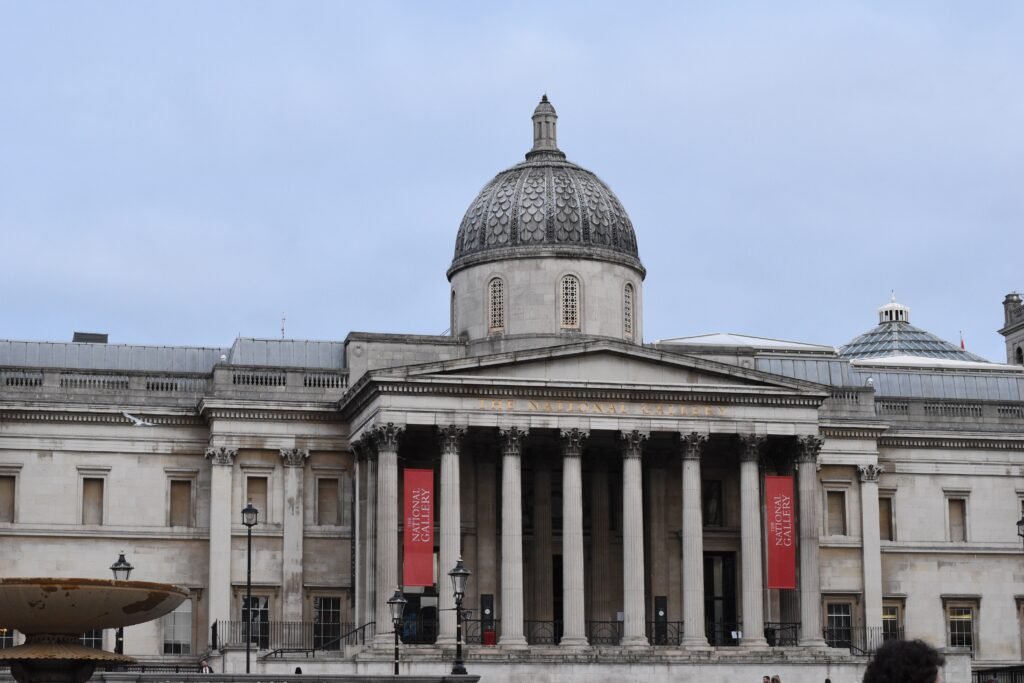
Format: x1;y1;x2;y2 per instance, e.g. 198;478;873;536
449;97;644;278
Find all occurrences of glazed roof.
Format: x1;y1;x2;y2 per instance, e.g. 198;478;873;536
449;97;643;278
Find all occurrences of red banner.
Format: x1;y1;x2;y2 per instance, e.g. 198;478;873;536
403;469;434;587
765;475;797;589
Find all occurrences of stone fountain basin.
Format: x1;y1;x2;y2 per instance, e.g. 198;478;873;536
0;578;189;635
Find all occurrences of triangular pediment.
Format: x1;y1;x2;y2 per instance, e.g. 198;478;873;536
385;340;825;394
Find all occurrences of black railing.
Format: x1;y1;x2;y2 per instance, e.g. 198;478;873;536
101;665;203;673
463;618;499;645
973;664;1024;683
586;621;623;646
401;613;438;645
824;625;896;655
646;620;685;646
215;621;354;651
261;622;375;659
524;620;561;645
706;620;742;646
764;621;799;646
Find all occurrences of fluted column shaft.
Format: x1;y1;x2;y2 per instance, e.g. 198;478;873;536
438;426;464;644
859;464;884;639
373;423;403;647
205;447;236;644
739;436;768;647
680;432;708;647
797;436;826;646
499;427;528;647
561;429;588;647
363;449;377;631
620;430;649;647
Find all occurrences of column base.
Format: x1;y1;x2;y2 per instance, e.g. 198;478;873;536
371;634;394;649
498;636;529;649
436;635;457;647
559;636;589;649
740;636;770;649
620;636;649;649
798;637;829;648
680;636;713;650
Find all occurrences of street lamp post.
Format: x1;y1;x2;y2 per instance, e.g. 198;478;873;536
387;588;407;676
241;501;259;674
448;556;471;676
110;552;134;655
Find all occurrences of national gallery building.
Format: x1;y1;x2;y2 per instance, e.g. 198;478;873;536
2;98;1023;682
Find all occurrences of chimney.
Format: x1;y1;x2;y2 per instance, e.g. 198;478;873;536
72;332;109;344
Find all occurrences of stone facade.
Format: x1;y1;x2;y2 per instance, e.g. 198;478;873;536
1;98;1022;683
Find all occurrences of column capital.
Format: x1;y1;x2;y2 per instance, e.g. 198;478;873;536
205;446;237;467
680;432;707;461
858;464;883;483
620;430;647;460
738;434;766;463
499;426;527;458
352;437;373;462
370;422;404;452
438;425;464;456
560;428;589;458
280;448;310;468
796;435;824;464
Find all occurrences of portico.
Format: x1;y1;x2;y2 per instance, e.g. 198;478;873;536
344;340;833;651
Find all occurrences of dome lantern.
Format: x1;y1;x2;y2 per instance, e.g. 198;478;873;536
527;94;565;161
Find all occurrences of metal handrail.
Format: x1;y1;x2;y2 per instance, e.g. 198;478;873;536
260;622;375;659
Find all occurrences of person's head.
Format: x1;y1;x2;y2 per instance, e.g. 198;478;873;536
200;660;208;666
863;639;945;683
763;677;771;683
771;676;781;683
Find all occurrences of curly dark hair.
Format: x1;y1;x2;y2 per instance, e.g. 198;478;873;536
863;639;945;683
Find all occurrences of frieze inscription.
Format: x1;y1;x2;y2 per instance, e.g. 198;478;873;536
477;398;726;417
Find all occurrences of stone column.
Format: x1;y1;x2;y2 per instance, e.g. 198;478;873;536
859;464;884;644
531;462;554;622
797;435;827;647
205;446;236;643
280;448;309;622
680;432;709;648
372;423;403;647
738;435;768;648
560;428;589;648
620;430;649;648
498;427;528;648
352;445;365;629
437;425;464;645
359;439;378;633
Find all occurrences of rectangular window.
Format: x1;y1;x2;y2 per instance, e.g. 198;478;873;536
80;629;103;649
246;477;268;519
169;480;193;527
948;498;967;542
0;476;14;523
0;628;14;648
879;496;894;541
82;478;104;525
947;604;975;652
241;596;269;649
882;603;903;642
162;600;192;654
313;596;342;650
827;490;847;536
317;478;340;526
825;603;853;649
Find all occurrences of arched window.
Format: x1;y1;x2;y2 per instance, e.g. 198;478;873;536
560;275;580;329
623;283;634;340
488;278;505;332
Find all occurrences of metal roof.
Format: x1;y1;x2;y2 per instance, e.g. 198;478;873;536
0;340;227;373
227;338;345;369
658;332;836;353
839;321;989;362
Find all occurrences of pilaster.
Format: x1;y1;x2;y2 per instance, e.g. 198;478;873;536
280;448;309;622
205;446;236;641
859;463;884;639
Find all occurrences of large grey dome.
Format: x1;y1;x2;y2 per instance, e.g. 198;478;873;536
448;97;644;279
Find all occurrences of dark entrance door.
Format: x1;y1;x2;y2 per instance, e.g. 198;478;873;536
704;552;738;645
401;593;438;644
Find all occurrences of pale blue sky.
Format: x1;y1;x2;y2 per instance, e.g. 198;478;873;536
1;2;1021;361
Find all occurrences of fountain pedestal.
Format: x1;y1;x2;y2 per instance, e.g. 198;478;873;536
0;578;189;683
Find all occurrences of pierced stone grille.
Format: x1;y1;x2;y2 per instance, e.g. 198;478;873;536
623;283;634;339
561;275;580;329
488;278;505;332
